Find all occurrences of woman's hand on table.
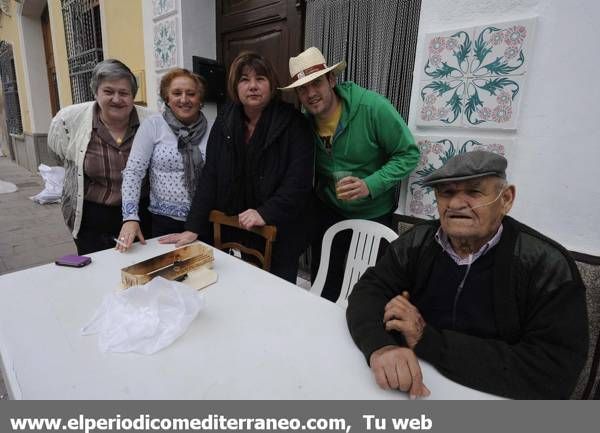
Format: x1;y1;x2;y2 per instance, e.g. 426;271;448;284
238;209;266;230
159;231;198;247
116;220;146;252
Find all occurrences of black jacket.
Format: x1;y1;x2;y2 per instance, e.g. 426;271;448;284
346;216;588;399
185;100;314;245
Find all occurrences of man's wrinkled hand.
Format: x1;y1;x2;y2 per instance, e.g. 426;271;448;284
369;345;430;399
383;294;426;349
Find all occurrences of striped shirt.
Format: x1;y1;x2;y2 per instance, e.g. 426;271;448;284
434;224;503;266
83;104;140;206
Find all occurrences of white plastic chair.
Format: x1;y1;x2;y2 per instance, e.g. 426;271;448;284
310;219;398;307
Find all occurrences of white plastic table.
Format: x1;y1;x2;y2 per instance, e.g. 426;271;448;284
0;239;500;399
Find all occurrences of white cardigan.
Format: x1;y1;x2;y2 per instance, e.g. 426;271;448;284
47;101;152;237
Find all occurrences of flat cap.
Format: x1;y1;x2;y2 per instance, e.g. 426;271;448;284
422;150;507;187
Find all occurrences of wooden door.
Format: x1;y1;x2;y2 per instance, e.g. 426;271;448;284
217;0;305;103
41;5;60;116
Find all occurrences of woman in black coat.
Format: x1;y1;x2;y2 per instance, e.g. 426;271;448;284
160;52;314;282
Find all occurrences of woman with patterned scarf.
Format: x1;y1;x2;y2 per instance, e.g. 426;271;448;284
117;68;208;251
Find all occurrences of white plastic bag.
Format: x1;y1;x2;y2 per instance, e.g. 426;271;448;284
81;277;205;355
30;164;64;204
0;179;17;194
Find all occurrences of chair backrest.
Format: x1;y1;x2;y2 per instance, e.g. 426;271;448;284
398;220;415;236
395;214;424;236
209;210;277;271
570;257;600;399
310;219;398;307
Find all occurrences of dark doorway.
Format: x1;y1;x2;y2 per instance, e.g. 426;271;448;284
41;5;60;116
216;0;305;103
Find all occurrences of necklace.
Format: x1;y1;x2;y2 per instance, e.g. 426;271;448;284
105;125;125;145
99;114;127;145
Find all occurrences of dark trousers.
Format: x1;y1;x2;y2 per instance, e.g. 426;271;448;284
270;225;307;283
310;197;393;302
151;213;185;238
74;198;152;255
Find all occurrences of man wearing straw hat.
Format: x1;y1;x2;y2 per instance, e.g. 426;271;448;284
282;47;420;301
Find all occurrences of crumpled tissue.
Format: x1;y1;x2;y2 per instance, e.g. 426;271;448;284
81;277;204;354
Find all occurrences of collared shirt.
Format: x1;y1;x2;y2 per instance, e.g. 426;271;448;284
434;224;503;266
83;103;140;206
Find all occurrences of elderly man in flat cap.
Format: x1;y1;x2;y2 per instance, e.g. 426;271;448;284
346;150;588;399
281;47;420;301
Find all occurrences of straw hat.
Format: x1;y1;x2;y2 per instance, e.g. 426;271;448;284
280;47;346;90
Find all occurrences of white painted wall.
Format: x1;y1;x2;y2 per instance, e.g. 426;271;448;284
99;0;109;60
409;0;600;255
141;0;217;122
181;0;216;70
141;0;159;111
181;0;217;122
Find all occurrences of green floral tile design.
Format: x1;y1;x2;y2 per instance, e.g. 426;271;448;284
417;18;535;130
154;17;177;70
405;136;511;219
153;0;176;19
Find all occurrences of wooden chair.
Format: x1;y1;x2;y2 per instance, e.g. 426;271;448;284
209;210;277;271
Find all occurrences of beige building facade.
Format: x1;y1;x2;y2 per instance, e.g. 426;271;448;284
0;0;146;171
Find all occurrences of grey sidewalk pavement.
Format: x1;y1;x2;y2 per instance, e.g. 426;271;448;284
0;156;75;400
0;156;76;275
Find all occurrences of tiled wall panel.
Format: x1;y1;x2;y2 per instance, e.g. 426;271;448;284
406;135;513;219
416;18;535;130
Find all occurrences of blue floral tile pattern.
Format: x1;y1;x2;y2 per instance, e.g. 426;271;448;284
153;0;176;19
154;17;178;70
405;135;512;219
417;18;535;130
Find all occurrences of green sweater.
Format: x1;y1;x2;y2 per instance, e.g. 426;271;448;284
310;82;419;219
